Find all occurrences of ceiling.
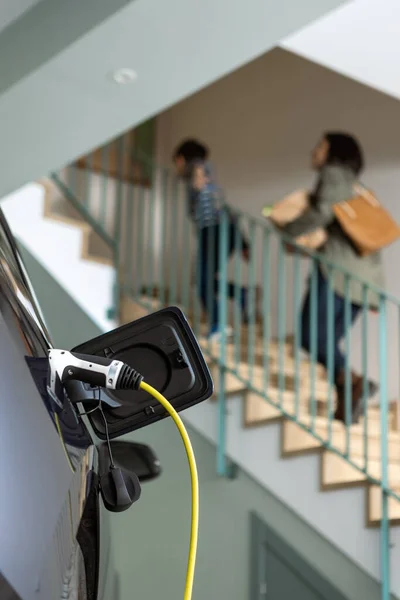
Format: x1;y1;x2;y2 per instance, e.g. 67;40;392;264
0;0;43;34
0;0;347;198
282;0;400;101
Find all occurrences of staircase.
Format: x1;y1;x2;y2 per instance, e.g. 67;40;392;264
3;144;400;597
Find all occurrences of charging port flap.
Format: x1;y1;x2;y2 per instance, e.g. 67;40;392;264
71;307;213;439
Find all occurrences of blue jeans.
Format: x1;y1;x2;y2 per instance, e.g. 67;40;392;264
301;269;361;376
198;222;248;331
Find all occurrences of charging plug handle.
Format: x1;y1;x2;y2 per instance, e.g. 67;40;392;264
48;350;143;392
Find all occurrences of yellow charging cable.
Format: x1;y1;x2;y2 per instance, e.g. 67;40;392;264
140;380;199;600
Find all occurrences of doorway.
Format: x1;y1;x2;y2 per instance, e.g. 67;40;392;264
250;513;348;600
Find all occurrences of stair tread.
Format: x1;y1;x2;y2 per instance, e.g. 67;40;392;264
288;413;400;442
43;179;89;230
282;419;400;462
244;391;394;436
244;391;307;426
321;452;400;488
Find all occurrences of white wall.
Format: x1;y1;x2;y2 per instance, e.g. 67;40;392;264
1;183;116;332
156;47;400;399
282;0;400;102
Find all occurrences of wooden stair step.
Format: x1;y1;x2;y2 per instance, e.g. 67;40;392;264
267;370;333;399
244;390;309;427
208;361;334;409
81;230;113;266
43;180;89;230
268;357;327;381
367;486;400;526
282;418;400;461
321;452;400;490
205;345;328;393
207;363;247;396
120;296;151;323
206;356;397;432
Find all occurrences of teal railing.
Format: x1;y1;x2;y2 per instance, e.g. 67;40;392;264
52;145;400;600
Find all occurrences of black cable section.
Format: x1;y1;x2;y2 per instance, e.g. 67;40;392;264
99;400;115;469
77;387;115;468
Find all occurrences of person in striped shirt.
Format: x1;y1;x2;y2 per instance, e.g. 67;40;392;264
173;139;249;340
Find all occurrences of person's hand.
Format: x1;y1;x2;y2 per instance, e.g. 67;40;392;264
192;165;208;191
242;247;250;262
284;243;296;254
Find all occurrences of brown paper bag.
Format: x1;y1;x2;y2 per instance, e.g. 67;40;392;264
264;189;327;250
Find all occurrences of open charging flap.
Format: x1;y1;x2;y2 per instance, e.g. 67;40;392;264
71;306;213;440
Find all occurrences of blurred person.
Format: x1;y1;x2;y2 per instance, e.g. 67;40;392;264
280;132;383;424
173;139;249;340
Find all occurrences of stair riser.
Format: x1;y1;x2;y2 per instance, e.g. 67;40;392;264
210;372;397;435
367;486;400;526
321;453;400;489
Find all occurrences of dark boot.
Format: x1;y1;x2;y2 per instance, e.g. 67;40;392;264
334;370;378;425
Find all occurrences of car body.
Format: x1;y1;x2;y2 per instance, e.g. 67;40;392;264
0;208;117;600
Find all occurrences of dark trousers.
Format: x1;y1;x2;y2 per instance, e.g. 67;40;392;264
301;268;361;376
198;221;247;331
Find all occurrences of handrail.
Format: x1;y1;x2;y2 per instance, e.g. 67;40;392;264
52;147;399;600
50;172;116;250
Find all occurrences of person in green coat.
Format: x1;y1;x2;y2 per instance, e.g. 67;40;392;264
282;132;384;424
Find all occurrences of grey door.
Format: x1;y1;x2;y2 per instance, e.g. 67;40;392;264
250;513;348;600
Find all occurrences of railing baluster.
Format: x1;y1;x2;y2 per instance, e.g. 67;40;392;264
124;173;135;298
248;219;257;384
181;183;191;315
159;170;168;309
169;177;179;306
207;218;217;355
100;145;109;230
293;250;301;419
135;180;145;302
327;266;335;445
234;212;243;369
379;294;390;600
309;260;318;432
112;137;124;320
67;163;77;200
362;284;369;474
217;208;229;476
398;306;400;456
262;228;271;393
194;220;202;339
277;238;286;409
146;163;156;307
344;274;352;457
84;151;94;211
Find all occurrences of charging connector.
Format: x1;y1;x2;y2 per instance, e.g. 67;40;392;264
48;350;143;396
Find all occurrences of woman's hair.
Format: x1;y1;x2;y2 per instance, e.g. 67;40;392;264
325;132;364;175
173;139;209;163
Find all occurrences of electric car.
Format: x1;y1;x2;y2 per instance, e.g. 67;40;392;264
0;208;161;600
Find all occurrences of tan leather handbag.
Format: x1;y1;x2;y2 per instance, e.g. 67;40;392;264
333;185;400;257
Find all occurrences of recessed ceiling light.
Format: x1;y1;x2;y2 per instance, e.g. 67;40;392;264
111;68;138;85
